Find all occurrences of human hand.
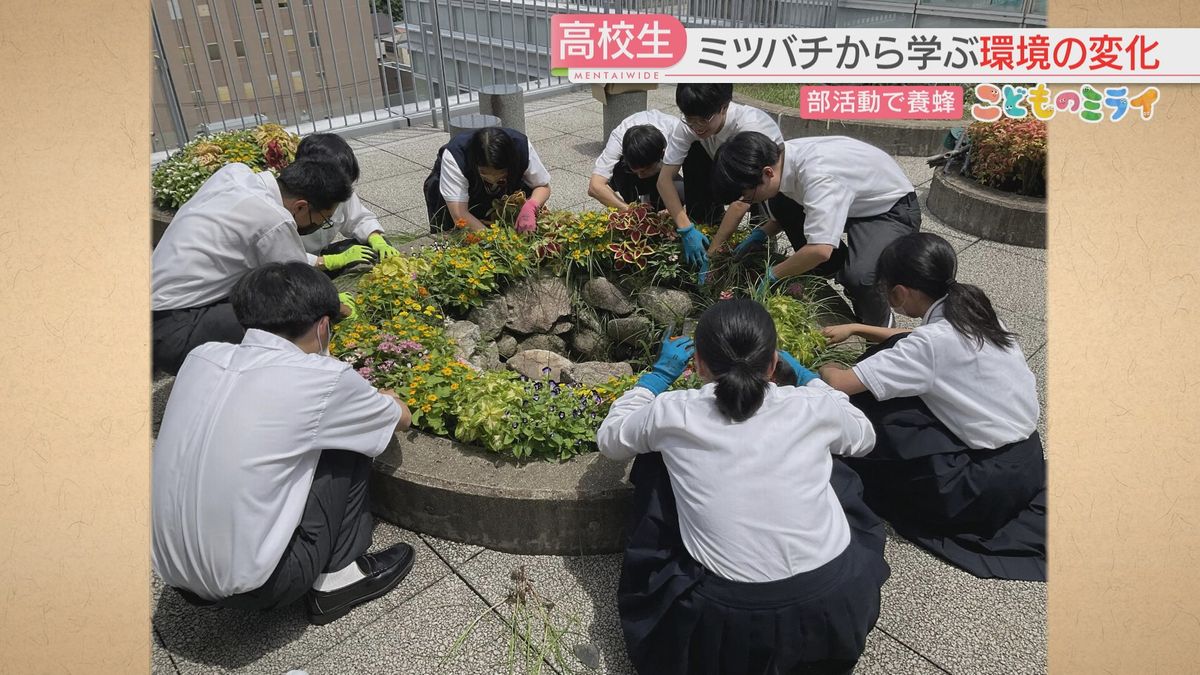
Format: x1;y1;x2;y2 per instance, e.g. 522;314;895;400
515;200;539;233
636;330;695;395
338;292;358;321
733;228;768;258
677;223;711;267
323;245;377;272
368;233;401;260
821;324;857;345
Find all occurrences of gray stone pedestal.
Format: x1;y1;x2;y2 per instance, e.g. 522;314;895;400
449;113;501;138
602;90;648;141
478;84;525;133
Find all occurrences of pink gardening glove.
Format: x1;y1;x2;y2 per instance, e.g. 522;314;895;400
515;200;539;233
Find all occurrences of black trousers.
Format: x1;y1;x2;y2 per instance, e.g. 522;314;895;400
679;141;725;227
195;450;376;611
152;301;245;375
767;191;922;327
610;162;685;211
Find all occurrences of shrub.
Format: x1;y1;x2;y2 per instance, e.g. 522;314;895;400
966;118;1047;197
151;124;301;209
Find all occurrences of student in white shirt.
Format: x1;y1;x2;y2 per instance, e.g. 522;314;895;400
422;127;552;234
819;233;1046;581
152;262;415;625
294;133;403;277
151;157;354;375
587;109;684;211
711;131;921;327
597;299;889;675
655;84;785;284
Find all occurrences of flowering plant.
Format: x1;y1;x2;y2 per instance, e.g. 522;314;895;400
966;118;1047;197
151;123;302;209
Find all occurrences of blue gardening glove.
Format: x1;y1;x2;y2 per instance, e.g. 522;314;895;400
697;257;709;287
677;223;710;267
777;350;818;385
757;268;779;297
733;227;768;258
636;331;695;395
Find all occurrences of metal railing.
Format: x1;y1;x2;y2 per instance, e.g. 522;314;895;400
151;0;1047;155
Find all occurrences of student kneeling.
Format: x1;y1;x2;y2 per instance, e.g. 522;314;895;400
820;233;1047;582
152;262;415;624
598;299;890;675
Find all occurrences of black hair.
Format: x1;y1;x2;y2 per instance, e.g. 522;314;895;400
771;358;797;387
275;157;353;212
694;298;778;423
621;125;667;170
676;83;734;118
876;232;1016;350
231;262;342;340
710;131;781;204
465;127;521;188
295;133;360;183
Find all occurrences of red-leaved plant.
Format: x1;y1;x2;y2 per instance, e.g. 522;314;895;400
966;118;1047;197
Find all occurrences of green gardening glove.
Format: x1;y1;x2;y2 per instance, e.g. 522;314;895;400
368;233;401;260
322;245;376;272
338;293;358;322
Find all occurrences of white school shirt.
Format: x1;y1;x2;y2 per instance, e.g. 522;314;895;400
598;380;875;583
152;163;308;311
592;109;681;180
776;136;915;247
852;297;1039;450
151;329;402;600
299;193;383;265
438;142;553;203
662;101;783;166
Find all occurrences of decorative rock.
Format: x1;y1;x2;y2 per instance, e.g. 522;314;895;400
507;349;574;381
551;321;573;335
571;329;610;361
469;342;503;373
504;278;572;335
636;288;694;325
517;334;568;356
606;316;653;345
574;306;604;334
496;334;519;359
468;296;509;342
446;320;481;362
582;277;635;316
563;361;634;386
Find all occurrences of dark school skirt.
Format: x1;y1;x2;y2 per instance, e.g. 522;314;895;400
840;335;1047;582
618;453;891;675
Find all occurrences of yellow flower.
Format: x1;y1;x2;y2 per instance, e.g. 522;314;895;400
421;404;432;413
441;367;453;376
406;397;417;405
426;394;438;402
450;382;459;390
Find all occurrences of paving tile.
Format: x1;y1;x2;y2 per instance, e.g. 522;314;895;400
876;535;1047;675
153;522;455;674
976;236;1047;263
535;134;607;170
377;214;428;241
855;630;948;674
374;134;451;166
535;109;605;135
302;571;554;675
894;155;936;189
455;551;633;674
916;187;979;252
419;532;485;568
955;241;1046;322
353;147;429;184
1027;347;1048;451
545;175;593;213
395;205;435;234
153;628;180;675
359;127;444;146
994;307;1047;359
355;171;434;215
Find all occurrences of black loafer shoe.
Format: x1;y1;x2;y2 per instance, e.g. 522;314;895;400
307;543;416;625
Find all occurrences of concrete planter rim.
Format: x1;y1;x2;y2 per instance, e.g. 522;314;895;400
927;168;1047;249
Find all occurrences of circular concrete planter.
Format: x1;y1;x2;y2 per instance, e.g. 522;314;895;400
152;205;175;249
927;170;1046;249
736;95;954;156
369;429;634;555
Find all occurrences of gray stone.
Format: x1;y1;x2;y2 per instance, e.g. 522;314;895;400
572;328;611;361
517;333;568;356
582;277;635;316
507;349;574;381
574;304;605;333
468;342;503;373
448;113;500;137
467;296;509;342
478;83;526;134
606;316;653;345
551;321;573;335
636;287;694;325
496;334;519;359
445;320;481;362
602;89;648;141
504;277;572;334
151;373;175;436
563;361;634;386
927;170;1046;248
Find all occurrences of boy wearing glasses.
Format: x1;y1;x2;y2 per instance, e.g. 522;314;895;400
587;109;683;211
656;83;784;282
151;157;353;375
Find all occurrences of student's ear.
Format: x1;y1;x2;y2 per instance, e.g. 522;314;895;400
766;352;778;380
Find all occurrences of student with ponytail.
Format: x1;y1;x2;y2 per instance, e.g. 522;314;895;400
819;232;1047;581
597;299;890;675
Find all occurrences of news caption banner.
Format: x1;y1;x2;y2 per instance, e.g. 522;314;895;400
550;17;1200;121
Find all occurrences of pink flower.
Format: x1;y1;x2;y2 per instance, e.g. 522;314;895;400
719;290;734;301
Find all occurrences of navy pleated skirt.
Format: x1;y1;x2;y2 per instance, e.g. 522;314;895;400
841;335;1047;582
618;453;891;675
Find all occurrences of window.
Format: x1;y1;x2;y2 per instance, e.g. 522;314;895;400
180;45;194;65
167;0;182;20
197;3;210;17
270;74;281;95
308;31;319;48
206;43;221;61
261;33;273;54
283;32;296;52
277;0;288;7
233;40;245;57
291;70;304;92
243;82;255;98
216;85;231;102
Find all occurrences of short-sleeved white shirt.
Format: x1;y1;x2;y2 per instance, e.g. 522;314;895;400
662;101;783;166
592;109;681;180
597;380;875;583
438;142;552;203
152;163;308;310
776;137;915;246
300;193;383;265
852;298;1039;449
151;329;402;600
